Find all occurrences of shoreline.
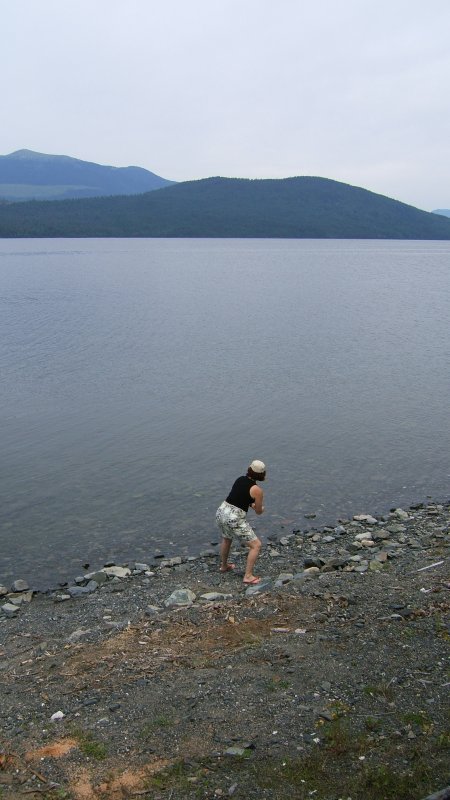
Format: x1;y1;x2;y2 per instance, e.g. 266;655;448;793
1;493;449;597
0;499;448;798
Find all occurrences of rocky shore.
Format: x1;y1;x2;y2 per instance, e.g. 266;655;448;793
0;501;449;800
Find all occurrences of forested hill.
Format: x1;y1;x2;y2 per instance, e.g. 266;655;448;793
0;149;174;200
2;175;450;239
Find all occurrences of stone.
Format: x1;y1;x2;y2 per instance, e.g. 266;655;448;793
304;557;324;569
360;539;375;547
67;585;93;597
0;585;8;596
225;747;247;756
393;508;409;520
164;589;196;607
386;524;405;534
101;566;131;578
369;560;383;571
86;571;109;584
11;579;29;592
50;711;65;722
269;549;281;557
303;566;320;575
200;592;233;601
322;557;349;571
275;573;294;585
133;563;150;572
159;557;183;568
67;628;91;643
7;591;33;605
1;603;20;616
245;578;273;596
372;529;390;541
353;515;377;525
145;605;162;615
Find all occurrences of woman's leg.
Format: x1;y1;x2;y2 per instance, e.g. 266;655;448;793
220;536;233;570
244;538;261;581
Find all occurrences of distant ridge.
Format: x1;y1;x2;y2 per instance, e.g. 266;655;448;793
2;175;450;239
432;209;450;218
0;149;174;200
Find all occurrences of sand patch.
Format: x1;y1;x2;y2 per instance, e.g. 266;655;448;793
25;738;78;761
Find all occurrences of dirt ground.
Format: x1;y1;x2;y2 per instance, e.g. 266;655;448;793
1;503;449;799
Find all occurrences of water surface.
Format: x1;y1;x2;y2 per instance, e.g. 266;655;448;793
0;238;449;587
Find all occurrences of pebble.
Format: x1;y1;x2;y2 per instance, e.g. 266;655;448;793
200;592;233;601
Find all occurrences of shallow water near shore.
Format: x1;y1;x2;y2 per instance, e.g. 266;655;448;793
0;238;449;588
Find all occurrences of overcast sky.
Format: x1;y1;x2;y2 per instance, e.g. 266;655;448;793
2;0;449;210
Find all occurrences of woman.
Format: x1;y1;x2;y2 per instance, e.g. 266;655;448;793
216;460;266;585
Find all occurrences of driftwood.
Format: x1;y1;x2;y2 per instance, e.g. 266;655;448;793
421;788;450;800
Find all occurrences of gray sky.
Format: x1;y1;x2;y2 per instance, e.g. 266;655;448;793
2;0;449;210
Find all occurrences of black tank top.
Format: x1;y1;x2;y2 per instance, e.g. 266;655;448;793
226;475;256;512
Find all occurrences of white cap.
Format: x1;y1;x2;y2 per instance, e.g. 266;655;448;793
249;460;266;474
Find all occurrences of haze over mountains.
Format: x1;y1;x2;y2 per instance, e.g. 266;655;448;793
1;150;450;240
0;150;174;200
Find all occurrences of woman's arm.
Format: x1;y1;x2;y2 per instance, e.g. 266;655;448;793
249;485;264;514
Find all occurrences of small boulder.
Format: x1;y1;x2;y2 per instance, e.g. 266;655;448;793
100;566;131;578
11;579;29;592
164;589;196;607
1;603;20;617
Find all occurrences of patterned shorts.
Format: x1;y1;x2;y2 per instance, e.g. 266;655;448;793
215;501;257;542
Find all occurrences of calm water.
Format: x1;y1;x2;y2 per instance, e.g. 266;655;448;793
0;238;449;588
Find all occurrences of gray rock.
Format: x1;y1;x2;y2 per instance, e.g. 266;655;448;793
7;591;33;605
11;579;29;592
393;508;410;520
304;557;324;569
386;524;406;534
101;566;131;578
164;589;196;607
159;557;183;568
67;627;91;643
1;603;20;617
133;562;150;572
86;571;109;585
0;585;9;596
225;747;248;756
200;592;233;601
275;573;294;585
67;585;93;597
245;578;273;596
145;605;162;615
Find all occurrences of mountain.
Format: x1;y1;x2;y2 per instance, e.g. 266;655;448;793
432;209;450;218
0;149;174;200
2;175;450;239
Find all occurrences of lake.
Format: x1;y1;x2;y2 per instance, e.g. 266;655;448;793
0;238;449;589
